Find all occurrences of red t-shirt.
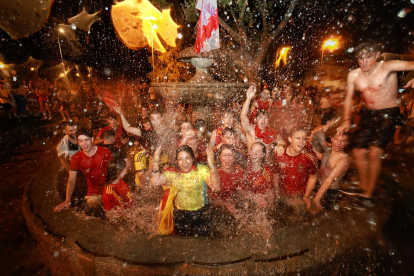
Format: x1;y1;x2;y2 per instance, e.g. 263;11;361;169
273;147;318;197
249;98;272;123
102;179;132;210
209;165;244;201
243;165;274;194
98;125;126;147
215;126;224;145
255;125;279;144
70;146;113;196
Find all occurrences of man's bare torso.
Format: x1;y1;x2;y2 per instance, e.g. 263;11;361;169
351;63;399;110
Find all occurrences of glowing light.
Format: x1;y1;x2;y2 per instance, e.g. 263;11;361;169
59;73;64;77
398;8;411;18
275;47;290;67
76;73;80;77
88;74;91;77
111;0;179;53
177;33;183;39
0;63;4;69
323;39;339;51
59;28;64;33
30;67;35;71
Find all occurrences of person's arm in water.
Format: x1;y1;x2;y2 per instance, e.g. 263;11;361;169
241;85;256;134
303;173;318;209
150;146;167;186
337;71;357;135
313;156;349;209
113;106;142;137
204;148;220;192
54;170;77;212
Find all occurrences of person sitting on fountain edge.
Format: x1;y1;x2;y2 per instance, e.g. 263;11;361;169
309;132;350;214
54;128;113;216
241;85;283;151
151;145;220;236
272;127;318;215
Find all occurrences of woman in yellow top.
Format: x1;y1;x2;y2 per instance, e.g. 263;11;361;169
151;145;220;236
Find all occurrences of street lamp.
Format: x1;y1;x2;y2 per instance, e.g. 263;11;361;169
321;38;339;67
275;46;290;67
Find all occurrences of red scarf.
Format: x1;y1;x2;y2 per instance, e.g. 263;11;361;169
255;126;278;144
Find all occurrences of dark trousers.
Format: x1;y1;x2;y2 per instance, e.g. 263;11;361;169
174;205;211;236
12;94;28;114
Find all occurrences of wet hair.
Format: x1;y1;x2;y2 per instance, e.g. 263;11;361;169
105;112;117;120
217;144;236;167
142;117;151;125
141;102;149;109
150;109;162;116
102;129;116;140
175;145;196;165
64;121;76;128
357;41;379;58
222;110;235;118
289;126;308;138
256;109;269;119
105;158;126;186
250;142;267;166
194;119;206;130
77;127;93;139
222;127;237;138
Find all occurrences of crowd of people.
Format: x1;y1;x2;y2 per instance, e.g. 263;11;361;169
50;42;414;237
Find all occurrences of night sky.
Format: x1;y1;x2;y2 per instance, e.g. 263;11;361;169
1;0;413;80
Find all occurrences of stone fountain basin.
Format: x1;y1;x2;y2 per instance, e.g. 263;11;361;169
151;82;250;105
23;156;391;275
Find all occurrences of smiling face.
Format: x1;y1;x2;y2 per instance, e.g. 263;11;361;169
288;130;307;154
107;117;118;128
78;134;94;153
256;113;269;130
331;133;348;152
65;125;77;139
177;151;194;173
260;89;271;101
180;122;193;135
220;148;236;171
222;112;235;128
249;143;265;164
357;52;379;72
150;113;162;130
222;132;236;145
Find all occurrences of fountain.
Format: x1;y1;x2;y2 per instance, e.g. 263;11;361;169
151;46;250;129
22;45;394;275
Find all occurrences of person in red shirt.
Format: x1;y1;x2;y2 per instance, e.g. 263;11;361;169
241;85;283;151
209;110;244;148
54;128;113;216
209;144;244;214
241;142;275;210
212;127;248;168
248;87;273;123
94;113;127;147
273;127;318;211
102;158;133;211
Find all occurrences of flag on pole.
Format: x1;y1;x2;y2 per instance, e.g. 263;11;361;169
194;0;219;54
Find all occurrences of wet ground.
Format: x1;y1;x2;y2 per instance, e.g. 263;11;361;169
1;116;414;275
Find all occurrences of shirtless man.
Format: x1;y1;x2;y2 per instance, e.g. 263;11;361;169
309;133;350;214
337;42;414;203
56;122;80;172
241;85;282;151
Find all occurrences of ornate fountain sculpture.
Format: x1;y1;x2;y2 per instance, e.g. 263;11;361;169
151;46;250;129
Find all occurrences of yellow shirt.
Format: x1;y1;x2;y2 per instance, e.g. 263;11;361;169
164;164;210;211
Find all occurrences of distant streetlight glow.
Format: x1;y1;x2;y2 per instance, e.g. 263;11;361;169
59;28;64;33
275;46;290;67
0;63;4;69
59;73;64;77
30;67;35;71
323;39;339;51
76;72;80;77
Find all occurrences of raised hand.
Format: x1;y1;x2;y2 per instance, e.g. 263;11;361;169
246;85;256;100
404;78;414;89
